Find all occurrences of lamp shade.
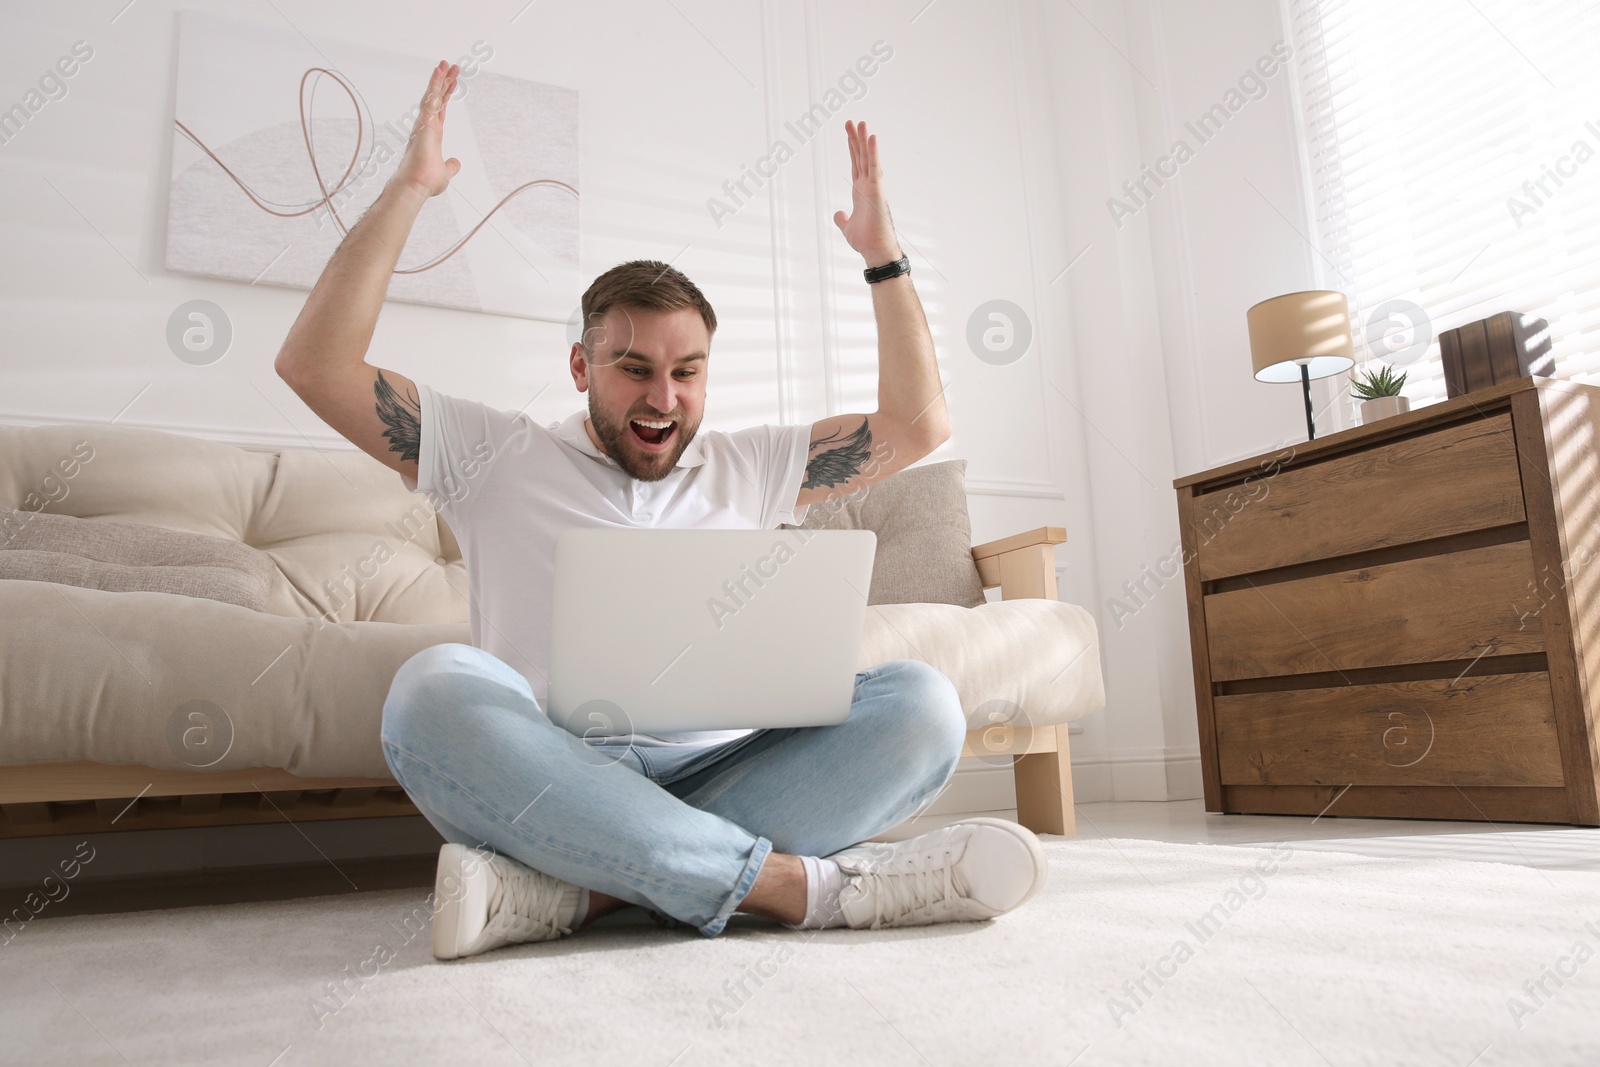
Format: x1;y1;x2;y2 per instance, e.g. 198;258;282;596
1247;290;1356;383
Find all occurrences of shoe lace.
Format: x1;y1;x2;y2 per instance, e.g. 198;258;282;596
483;861;574;942
857;848;960;928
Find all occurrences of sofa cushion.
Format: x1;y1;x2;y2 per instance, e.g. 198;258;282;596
783;458;986;608
0;508;275;611
0;577;470;778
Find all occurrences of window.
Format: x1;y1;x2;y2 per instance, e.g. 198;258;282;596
1288;0;1600;420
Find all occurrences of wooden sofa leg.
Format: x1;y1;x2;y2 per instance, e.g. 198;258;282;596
1014;725;1076;836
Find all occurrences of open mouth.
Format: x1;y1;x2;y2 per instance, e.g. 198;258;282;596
628;418;678;450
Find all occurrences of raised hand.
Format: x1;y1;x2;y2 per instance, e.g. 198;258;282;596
832;119;903;265
395;61;461;199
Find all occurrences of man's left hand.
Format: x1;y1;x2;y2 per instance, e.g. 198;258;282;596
832;119;904;267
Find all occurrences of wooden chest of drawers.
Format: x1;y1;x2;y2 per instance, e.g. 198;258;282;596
1174;377;1600;825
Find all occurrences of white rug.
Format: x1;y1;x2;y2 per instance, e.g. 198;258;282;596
7;837;1600;1066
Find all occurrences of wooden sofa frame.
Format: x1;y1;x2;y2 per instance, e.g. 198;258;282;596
0;527;1076;839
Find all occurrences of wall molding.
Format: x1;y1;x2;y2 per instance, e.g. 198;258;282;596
1004;0;1065;505
965;476;1066;498
1142;0;1213;470
0;412;359;452
760;0;800;425
801;0;841;417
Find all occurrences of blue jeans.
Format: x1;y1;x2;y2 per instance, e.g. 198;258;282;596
379;643;968;937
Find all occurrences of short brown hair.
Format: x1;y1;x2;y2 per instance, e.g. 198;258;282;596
578;260;718;360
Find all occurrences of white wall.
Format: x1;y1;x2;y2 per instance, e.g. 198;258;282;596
0;0;1326;821
1026;0;1325;801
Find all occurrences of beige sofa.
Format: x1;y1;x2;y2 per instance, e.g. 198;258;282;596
0;421;1105;841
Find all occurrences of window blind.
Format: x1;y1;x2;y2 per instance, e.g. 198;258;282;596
1287;0;1600;420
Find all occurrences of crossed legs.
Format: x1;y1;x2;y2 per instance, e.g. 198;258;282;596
380;643;968;937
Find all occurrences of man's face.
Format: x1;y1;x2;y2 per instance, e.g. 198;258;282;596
569;304;709;482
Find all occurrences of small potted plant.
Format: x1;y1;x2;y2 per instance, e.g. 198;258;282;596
1351;364;1410;424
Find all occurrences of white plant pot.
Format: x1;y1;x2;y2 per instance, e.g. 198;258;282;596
1360;395;1410;424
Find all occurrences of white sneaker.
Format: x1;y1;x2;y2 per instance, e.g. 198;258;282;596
431;843;584;960
826;817;1047;930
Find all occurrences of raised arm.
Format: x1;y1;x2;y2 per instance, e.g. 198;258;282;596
274;61;463;480
795;119;949;507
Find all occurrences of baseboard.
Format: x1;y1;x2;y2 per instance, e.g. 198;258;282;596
879;750;1206;831
1165;753;1204;800
1061;749;1204;804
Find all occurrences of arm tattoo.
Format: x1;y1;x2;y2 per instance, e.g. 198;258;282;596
802;417;872;490
374;370;422;462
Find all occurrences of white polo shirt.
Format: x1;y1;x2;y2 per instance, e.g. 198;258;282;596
400;382;815;748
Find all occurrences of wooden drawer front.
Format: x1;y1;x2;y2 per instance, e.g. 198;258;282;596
1191;413;1526;580
1215;673;1563;788
1204;540;1544;681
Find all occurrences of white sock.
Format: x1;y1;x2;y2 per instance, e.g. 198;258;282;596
794;854;849;929
562;885;588;931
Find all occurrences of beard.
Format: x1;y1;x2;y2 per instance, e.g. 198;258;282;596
587;392;700;482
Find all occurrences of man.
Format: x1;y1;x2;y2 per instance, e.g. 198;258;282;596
276;60;1047;960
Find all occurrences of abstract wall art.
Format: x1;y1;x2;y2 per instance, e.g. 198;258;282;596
164;9;578;321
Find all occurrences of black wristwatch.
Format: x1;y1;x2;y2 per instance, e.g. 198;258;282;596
864;255;910;284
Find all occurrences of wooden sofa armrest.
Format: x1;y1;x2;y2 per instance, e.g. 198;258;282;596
971;525;1066;600
966;524;1077;836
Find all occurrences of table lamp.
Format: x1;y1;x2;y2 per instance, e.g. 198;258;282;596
1246;290;1356;441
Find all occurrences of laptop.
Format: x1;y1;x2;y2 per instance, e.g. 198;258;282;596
546;527;876;739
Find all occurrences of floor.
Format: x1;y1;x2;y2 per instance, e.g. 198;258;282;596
25;821;1598;1067
14;799;1600;1065
1057;797;1600;873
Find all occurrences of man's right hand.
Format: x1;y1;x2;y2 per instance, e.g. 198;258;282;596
394;61;461;199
